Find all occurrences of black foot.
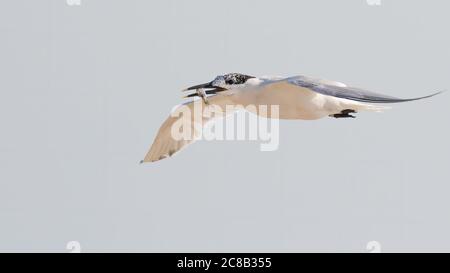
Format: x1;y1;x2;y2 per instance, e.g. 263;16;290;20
330;109;357;118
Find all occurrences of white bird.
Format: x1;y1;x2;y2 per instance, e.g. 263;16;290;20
142;73;441;163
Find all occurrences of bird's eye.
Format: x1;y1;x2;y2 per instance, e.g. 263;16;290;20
225;79;234;85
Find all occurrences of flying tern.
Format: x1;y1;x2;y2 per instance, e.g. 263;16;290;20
142;73;441;163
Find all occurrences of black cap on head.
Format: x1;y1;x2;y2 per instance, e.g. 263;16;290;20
223;73;255;85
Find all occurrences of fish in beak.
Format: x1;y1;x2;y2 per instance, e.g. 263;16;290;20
182;81;227;102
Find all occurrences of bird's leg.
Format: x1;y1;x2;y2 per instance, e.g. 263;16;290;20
330;109;357;118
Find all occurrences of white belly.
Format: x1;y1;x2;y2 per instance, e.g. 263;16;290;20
231;82;360;120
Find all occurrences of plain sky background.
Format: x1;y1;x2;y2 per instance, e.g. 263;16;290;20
0;0;449;252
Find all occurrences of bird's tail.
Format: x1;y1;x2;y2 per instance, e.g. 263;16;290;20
356;90;445;112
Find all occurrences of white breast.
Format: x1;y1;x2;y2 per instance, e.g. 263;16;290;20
230;80;374;120
231;81;326;119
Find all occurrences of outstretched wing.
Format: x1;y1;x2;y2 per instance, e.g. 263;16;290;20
141;94;236;163
286;75;442;103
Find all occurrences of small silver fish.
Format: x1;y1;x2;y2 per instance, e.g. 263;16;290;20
197;88;209;104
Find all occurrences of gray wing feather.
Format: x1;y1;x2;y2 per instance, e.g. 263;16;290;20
287;76;442;103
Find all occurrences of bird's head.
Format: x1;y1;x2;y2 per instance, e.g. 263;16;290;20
183;73;255;98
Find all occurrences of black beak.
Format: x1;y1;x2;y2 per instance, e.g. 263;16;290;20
182;81;227;98
182;81;215;91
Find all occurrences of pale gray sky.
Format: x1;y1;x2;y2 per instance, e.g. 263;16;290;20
0;0;449;252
